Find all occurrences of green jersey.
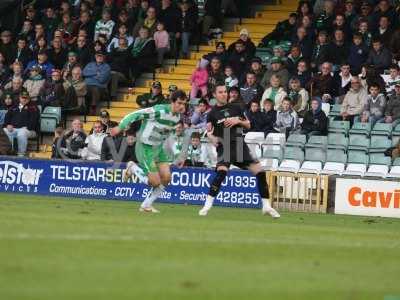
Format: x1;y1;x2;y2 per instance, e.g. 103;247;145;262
119;104;181;146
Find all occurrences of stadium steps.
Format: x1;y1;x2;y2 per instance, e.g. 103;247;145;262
30;0;297;158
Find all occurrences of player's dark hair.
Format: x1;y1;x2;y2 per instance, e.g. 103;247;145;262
191;132;201;140
170;90;188;102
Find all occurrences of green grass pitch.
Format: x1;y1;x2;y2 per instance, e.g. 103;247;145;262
0;194;400;300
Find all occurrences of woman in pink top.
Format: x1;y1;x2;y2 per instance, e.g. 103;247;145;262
190;59;209;99
153;22;170;66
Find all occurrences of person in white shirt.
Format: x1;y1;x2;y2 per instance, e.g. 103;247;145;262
382;64;400;94
81;121;107;160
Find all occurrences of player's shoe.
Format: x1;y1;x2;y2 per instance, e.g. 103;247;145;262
139;206;160;213
198;195;214;216
124;161;148;184
262;199;280;218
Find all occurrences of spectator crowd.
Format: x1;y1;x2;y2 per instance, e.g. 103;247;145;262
0;0;400;162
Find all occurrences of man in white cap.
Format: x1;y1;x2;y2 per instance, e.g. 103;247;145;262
228;28;256;58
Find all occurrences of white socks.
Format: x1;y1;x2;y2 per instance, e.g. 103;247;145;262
262;198;272;210
141;184;165;208
204;195;215;210
129;163;149;185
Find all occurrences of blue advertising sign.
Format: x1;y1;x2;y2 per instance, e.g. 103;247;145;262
0;157;262;209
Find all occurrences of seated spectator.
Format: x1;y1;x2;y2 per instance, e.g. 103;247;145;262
294;59;311;88
384;83;400;126
291;26;313;60
358;19;373;48
98;110;118;134
0;30;14;66
248;57;265;84
228;28;256;58
81;121;107;161
261;99;277;135
190;60;209;100
314;0;335;33
82;50;111;115
273;97;299;137
311;31;330;71
185;131;206;167
74;36;92;67
38;69;65;108
329;29;350;69
0;52;9;89
287;77;309;117
339;76;368;125
301;98;328;136
261;74;288;110
63;66;87;111
360;65;386;92
23;65;45;102
62;52;80;81
5;62;24;87
245;100;265;132
207;57;224;94
59;119;87;159
169;121;185;162
286;45;303;75
203;42;228;66
26;51;55;78
224;65;239;88
48;37;68;70
347;33;368;74
309;62;336;104
57;13;78;46
259;13;297;47
374;16;392;48
133;6;158;37
109;37;130;100
191;99;210;131
227;40;250;79
107;24;134;52
136;81;166;108
240;72;264;105
3;90;39;156
3;77;24;102
261;57;289;89
228;86;246;109
153;22;170;66
359;83;386;124
333;63;352;103
94;9;116;41
366;38;392;74
382;64;400;94
11;37;32;68
0;92;16;126
130;27;156;85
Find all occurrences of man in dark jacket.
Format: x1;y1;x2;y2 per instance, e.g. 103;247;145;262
245;100;265;132
3;89;39;156
11;37;32;68
301;99;328;136
308;62;336;103
260;13;297;47
74;36;92;67
177;0;197;59
374;16;393;48
137;81;166;108
227;40;250;79
109;37;130;99
366;38;392;74
261;98;277;135
0;30;15;66
240;72;263;104
203;42;228;66
47;37;68;70
385;84;400;125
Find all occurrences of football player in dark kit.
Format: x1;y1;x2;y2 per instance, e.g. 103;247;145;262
199;83;280;218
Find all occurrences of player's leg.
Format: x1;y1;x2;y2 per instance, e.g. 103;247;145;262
248;162;280;218
198;164;229;216
140;172;162;213
124;142;149;184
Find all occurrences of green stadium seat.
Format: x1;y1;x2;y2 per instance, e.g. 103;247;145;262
393;157;400;166
371;123;393;136
393;123;400;136
321;149;347;175
365;155;391;177
262;145;283;160
348;135;370;152
285;134;307;148
329;120;350;135
369;154;392;166
283;146;304;162
327;134;348;152
369;136;392;153
348;151;369;164
327;149;347;163
255;49;273;66
305;147;326;162
42;106;62;124
305;135;328;149
393;136;400;147
40;117;58;134
349;122;372;136
329;104;342;118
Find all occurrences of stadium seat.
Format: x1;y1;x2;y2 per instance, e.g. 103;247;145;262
393;123;400;136
265;132;286;146
260;145;282;171
327;133;348;152
245;132;265;159
321;149;347;175
348;135;370;152
278;147;304;172
255;48;273;66
343;151;369;176
299;147;327;173
40;117;58;138
329;120;350;135
329;104;342;118
369;136;392;153
365;155;391;178
285;134;307;148
349;122;372;137
305;135;328;149
371;123;393;136
388;157;400;178
41;106;62;124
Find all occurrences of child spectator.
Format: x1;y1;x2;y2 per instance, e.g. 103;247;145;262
245;100;265;132
262;99;277;135
360;83;386;124
190;99;210;131
274;97;299;137
301;98;328;136
190;59;209;99
224;65;239;88
382;64;400;94
261;74;288;110
185;131;206;167
287;77;309;117
153;22;170;67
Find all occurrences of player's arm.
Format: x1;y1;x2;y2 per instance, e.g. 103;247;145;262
206;122;219;146
110;107;155;136
224;117;250;129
